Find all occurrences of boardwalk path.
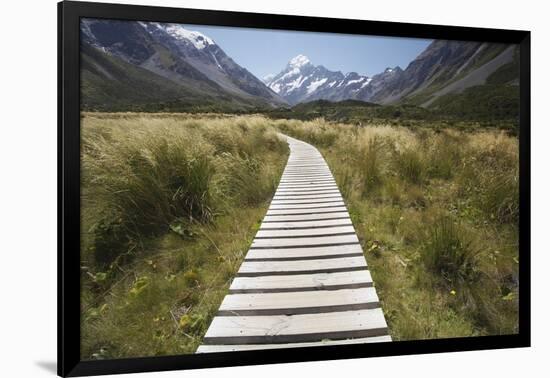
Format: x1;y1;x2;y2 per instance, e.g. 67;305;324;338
197;135;391;352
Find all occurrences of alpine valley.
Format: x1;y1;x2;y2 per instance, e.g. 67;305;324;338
80;19;287;111
80;19;519;120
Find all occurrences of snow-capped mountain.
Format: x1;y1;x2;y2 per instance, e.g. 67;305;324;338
80;19;286;108
265;54;402;105
266;55;345;104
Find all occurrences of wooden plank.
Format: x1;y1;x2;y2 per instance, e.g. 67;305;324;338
270;200;343;206
277;181;334;185
196;336;391;352
274;191;340;197
247;242;362;259
251;234;358;248
256;225;355;238
202;308;388;342
263;212;350;222
281;173;332;178
275;188;341;194
271;198;343;205
278;181;335;186
268;202;343;208
283;168;331;172
272;193;342;201
229;270;372;292
283;171;331;175
279;176;335;184
285;165;327;168
269;201;345;210
280;176;333;180
238;256;367;275
281;176;334;179
218;288;380;315
276;188;339;193
284;167;330;170
277;181;338;190
266;207;347;216
259;218;352;229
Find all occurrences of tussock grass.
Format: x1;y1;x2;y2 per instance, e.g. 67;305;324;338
394;149;425;185
81;112;519;357
421;218;481;285
359;137;384;196
277;118;519;340
80;113;287;359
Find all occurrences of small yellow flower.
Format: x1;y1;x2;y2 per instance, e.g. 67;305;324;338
450;289;456;296
179;315;191;330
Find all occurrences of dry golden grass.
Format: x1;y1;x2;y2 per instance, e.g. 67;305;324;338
80;113;288;359
81;112;519;359
277;118;519;339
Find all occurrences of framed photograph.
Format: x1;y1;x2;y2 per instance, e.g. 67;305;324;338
58;1;530;376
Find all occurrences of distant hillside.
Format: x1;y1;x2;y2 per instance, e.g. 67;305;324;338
265;41;519;123
80;19;286;112
396;43;517;104
80;19;519;122
423;46;520;121
81;44;253;112
265;98;517;131
265;99;433;124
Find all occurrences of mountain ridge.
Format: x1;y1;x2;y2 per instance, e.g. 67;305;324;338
267;40;518;109
80;19;287;111
80;18;518;118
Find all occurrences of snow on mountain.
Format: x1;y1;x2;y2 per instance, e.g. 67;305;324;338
137;22;216;50
161;24;215;49
307;78;328;94
265;55;380;104
80;19;287;107
288;54;311;68
346;77;365;86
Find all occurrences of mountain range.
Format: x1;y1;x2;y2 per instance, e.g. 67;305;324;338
80;19;519;115
80;19;286;111
265;42;518;107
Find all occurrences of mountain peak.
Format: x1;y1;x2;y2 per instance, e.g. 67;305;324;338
288;54;311;68
161;24;215;50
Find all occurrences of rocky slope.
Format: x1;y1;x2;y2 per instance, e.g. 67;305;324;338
80;19;286;111
266;41;518;107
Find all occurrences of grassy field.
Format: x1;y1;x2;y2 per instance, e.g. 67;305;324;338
81;113;519;359
80;113;288;359
276;118;519;339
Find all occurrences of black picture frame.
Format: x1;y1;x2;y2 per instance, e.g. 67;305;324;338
58;1;531;376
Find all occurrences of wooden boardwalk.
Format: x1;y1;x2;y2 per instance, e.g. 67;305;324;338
197;135;391;353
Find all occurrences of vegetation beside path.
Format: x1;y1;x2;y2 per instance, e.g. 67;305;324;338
80;113;288;359
81;112;519;359
277;118;519;340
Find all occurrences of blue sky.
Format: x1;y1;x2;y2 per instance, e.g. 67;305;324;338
189;24;432;79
